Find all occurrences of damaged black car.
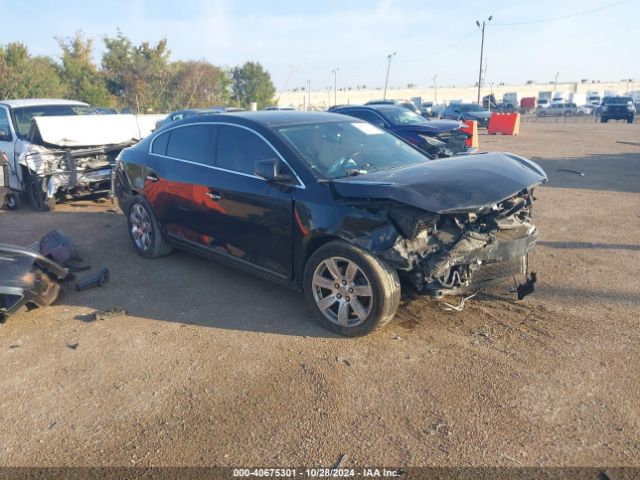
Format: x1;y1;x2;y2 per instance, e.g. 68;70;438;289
113;112;547;336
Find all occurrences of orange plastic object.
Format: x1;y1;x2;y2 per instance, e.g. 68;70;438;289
461;120;478;148
488;112;520;135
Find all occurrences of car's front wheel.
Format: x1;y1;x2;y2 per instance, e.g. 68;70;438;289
303;241;400;336
126;197;173;258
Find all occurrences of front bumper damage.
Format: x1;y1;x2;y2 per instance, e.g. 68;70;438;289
377;194;540;300
21;142;135;199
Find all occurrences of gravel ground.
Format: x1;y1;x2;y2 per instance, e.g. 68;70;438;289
0;122;638;468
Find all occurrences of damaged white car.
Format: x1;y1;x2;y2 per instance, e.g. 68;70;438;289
0;99;147;210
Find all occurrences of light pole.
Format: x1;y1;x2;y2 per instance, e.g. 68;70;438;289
433;74;438;103
331;68;339;106
554;72;560;91
307;79;311;111
475;16;492;104
383;52;397;100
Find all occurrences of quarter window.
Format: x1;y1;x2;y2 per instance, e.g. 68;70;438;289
216;125;276;175
151;131;170;155
165;125;214;165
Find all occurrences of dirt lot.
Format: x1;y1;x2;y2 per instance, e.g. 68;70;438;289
0;122;638;468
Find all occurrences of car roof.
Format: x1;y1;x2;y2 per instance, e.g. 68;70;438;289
0;98;90;108
332;104;408;114
173;111;357;128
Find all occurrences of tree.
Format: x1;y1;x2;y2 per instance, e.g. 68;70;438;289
102;31;172;112
57;31;114;106
230;62;275;109
0;42;66;99
167;61;230;110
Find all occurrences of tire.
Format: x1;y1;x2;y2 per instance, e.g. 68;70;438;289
27;176;55;211
4;192;21;210
126;196;173;258
600;117;608;123
303;240;400;336
628;116;635;124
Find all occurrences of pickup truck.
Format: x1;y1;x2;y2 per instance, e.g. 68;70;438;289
0;99;142;211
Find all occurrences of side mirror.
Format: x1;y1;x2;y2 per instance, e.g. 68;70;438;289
254;158;297;186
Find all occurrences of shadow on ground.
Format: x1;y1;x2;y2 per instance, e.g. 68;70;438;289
528;152;639;194
0;209;336;338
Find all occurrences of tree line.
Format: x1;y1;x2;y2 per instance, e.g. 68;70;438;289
0;31;276;112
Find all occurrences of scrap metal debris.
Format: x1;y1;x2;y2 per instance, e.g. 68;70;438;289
76;268;110;291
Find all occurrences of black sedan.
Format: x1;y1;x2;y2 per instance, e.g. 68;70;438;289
114;112;546;336
329;104;471;157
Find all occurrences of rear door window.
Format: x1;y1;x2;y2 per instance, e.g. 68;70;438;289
216;125;277;176
165;124;215;165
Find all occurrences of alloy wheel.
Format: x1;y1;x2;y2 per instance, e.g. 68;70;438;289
130;203;153;251
311;256;373;327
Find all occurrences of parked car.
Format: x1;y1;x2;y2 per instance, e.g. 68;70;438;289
576;105;593;116
599;96;636;123
328;104;471;157
114;112;546;336
420;101;434;117
156;109;223;129
440;103;492;128
365;99;421;114
0;99;138;211
536;103;577;116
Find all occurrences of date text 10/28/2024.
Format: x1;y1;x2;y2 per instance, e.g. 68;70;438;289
233;468;402;477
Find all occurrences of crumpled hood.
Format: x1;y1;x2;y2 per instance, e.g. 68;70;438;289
29;114;159;147
331;152;547;214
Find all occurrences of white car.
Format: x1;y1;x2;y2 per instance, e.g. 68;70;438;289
0;99;141;211
576;105;594;115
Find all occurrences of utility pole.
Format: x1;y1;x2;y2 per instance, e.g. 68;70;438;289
383;52;396;100
475;16;492;104
554;72;560;91
307;80;311;111
331;68;339;106
433;74;438;103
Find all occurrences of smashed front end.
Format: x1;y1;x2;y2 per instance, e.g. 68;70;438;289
17;114;141;201
20;142;135;198
379;191;539;299
330;152;548;303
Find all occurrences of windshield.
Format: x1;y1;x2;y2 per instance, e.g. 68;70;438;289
460;104;484;112
13;104;97;138
377;108;428;126
277;121;430;179
604;97;632;104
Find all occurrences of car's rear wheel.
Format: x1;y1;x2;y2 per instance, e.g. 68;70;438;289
127;197;173;258
303;241;400;336
628;116;634;124
601;116;608;123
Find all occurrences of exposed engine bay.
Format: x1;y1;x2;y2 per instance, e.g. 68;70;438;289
379;189;538;298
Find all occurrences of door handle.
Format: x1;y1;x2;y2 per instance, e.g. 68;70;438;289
206;191;222;201
146;173;159;183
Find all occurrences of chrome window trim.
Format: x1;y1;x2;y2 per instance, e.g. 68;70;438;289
148;121;306;189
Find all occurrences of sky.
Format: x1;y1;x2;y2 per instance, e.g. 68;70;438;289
1;0;638;92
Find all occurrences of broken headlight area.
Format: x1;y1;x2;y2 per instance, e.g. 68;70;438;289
378;190;538;299
427;130;471;155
